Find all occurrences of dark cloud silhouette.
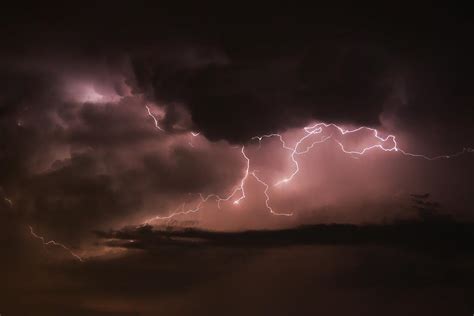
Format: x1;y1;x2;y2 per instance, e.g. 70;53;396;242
129;39;395;142
0;4;472;241
2;3;472;144
3;221;474;315
97;220;474;253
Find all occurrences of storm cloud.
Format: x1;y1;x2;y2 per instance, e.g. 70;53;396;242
0;4;473;314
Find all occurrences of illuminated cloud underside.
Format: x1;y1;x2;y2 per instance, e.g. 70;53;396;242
26;99;472;262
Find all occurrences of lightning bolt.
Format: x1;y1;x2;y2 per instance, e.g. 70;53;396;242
304;123;472;160
229;146;250;205
273;122;473;185
141;146;252;224
28;225;84;262
273;130;333;186
188;131;201;147
145;105;164;131
26;115;471;258
142;115;472;224
4;195;83;261
251;171;293;216
143;198;207;225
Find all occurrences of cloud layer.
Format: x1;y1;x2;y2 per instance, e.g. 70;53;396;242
0;3;473;255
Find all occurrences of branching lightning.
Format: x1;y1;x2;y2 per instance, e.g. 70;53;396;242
5;198;83;262
28;225;84;262
24;105;472;260
251;171;293;216
273;123;473;186
142;108;472;224
143;198;205;225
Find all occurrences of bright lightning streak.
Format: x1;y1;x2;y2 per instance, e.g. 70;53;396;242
397;147;473;160
230;146;250;205
28;225;84;262
252;133;293;151
24;105;470;258
251;171;293;216
143;117;472;225
145;105;164;131
143;195;214;224
273;123;474;186
140;146;251;224
296;135;333;155
274;130;331;186
188;131;201;147
193;146;251;210
303;123;472;160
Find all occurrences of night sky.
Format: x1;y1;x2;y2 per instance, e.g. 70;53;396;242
1;3;474;315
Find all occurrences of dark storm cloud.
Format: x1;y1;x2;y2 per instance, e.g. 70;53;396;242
0;57;241;244
1;4;474;315
97;221;474;253
66;101;160;146
130;39;395;143
0;67;62;190
1;101;242;244
2;3;473;144
0;2;473;244
122;6;472;144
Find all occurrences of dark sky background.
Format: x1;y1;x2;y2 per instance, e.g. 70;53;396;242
1;3;474;315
